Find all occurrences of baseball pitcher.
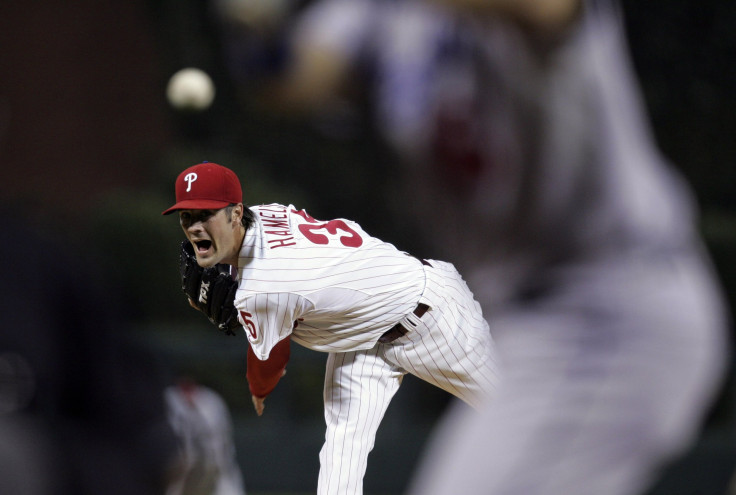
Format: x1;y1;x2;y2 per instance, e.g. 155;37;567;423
162;161;500;495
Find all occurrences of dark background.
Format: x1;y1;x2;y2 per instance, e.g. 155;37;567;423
1;1;735;493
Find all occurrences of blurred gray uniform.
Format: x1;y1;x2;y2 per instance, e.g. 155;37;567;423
289;1;730;494
165;381;246;495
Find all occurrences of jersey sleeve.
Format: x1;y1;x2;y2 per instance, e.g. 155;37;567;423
246;337;291;398
236;292;305;360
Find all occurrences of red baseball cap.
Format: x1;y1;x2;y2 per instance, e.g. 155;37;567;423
162;162;242;215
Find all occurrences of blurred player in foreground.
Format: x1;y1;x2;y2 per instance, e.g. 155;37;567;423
161;161;500;495
165;377;246;495
251;0;731;493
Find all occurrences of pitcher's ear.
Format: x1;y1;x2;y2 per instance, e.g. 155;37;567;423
232;203;244;225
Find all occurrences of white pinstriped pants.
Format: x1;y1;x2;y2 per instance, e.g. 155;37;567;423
317;260;501;495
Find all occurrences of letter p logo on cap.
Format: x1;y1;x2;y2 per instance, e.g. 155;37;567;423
184;172;198;192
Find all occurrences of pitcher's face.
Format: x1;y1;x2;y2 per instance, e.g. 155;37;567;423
179;206;242;267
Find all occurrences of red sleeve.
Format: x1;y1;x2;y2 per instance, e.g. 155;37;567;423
246;337;291;398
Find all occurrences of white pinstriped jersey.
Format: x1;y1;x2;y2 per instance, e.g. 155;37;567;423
234;203;427;360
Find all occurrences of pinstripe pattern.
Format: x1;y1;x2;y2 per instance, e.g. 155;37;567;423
319;349;404;495
234;204;426;359
318;260;500;495
231;204;499;495
232;204;499;494
385;260;499;407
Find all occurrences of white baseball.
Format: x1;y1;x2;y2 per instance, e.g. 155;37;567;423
166;68;216;111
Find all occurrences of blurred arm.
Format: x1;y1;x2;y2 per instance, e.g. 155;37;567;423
266;43;351;112
432;0;582;34
262;0;374;114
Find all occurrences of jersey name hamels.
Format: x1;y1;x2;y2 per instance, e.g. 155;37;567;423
235;204;425;359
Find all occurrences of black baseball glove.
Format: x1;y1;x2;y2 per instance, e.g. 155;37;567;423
179;241;240;336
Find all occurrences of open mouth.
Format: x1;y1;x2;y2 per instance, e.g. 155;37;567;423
194;240;212;253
